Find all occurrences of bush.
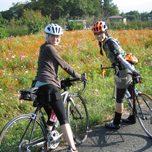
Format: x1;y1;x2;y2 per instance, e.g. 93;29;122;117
107;20;152;30
6;24;29;37
0;9;50;38
22;9;50;34
66;20;84;30
53;17;65;27
0;27;9;39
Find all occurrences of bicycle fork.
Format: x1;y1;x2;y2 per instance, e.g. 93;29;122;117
68;96;84;119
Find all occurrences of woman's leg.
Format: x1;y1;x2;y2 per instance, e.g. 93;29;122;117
121;84;136;124
105;88;126;129
116;102;124;113
61;123;76;150
38;84;77;150
114;88;126;125
50;93;77;150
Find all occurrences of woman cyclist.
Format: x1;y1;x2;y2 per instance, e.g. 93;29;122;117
33;23;86;152
92;21;141;129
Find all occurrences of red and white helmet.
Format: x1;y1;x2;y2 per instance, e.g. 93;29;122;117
92;21;108;34
45;23;63;35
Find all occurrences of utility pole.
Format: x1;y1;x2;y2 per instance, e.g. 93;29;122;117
101;0;104;20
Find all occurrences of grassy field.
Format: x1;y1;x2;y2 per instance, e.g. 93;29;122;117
0;29;152;129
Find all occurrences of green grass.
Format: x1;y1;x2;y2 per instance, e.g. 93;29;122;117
0;29;152;131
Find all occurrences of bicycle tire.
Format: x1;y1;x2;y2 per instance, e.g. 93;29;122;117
67;93;89;144
136;93;152;138
0;114;47;152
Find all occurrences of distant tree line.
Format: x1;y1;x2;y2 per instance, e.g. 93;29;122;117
120;11;152;21
1;0;119;21
1;0;152;22
0;0;152;38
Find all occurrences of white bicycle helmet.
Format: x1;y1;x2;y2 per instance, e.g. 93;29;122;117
45;23;63;36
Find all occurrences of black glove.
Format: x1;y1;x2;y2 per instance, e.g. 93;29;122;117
133;71;141;77
80;75;86;82
133;71;142;83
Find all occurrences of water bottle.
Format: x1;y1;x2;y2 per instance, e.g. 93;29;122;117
125;90;131;99
53;120;59;130
135;87;139;96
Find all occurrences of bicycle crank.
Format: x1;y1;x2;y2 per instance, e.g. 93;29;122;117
49;130;61;150
19;140;31;152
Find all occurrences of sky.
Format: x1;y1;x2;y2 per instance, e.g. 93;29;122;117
0;0;151;13
113;0;152;13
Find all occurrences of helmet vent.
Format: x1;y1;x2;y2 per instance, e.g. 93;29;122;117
47;27;50;31
96;27;98;31
55;27;57;33
51;27;55;33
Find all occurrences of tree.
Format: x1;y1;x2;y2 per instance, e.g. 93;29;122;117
1;0;119;21
0;13;8;26
125;11;139;20
21;9;50;33
103;0;119;17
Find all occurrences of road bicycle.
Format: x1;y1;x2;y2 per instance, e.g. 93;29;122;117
0;75;89;152
101;65;152;138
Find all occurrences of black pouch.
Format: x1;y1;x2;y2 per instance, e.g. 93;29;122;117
48;91;62;102
54;91;62;101
20;87;38;101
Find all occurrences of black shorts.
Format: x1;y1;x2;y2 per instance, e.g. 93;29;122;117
37;84;68;126
116;84;134;103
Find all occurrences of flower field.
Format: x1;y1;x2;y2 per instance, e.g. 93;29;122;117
0;29;152;127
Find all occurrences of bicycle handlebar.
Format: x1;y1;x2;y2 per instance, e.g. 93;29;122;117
61;73;87;92
101;64;142;83
101;64;116;77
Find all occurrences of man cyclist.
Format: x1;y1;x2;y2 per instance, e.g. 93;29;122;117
92;21;141;129
33;23;86;151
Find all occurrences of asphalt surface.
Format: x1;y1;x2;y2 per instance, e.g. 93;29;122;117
52;113;152;152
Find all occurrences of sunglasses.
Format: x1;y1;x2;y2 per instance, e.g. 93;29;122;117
49;34;61;38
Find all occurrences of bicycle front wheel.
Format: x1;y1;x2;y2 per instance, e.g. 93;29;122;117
137;93;152;138
0;114;47;152
67;93;89;144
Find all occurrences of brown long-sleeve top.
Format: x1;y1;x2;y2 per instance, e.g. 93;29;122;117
35;42;81;88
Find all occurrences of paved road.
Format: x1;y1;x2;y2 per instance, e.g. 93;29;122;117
53;114;152;152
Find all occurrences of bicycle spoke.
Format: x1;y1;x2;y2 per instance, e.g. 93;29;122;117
137;93;152;138
67;93;89;144
0;114;47;152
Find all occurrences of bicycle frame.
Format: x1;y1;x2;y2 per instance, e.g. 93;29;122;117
19;90;71;150
19;107;48;149
100;64;141;114
0;74;87;152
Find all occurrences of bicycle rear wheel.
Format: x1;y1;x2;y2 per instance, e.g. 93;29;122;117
136;93;152;138
67;93;89;144
0;114;47;152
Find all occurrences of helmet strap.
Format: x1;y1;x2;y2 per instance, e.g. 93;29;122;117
99;41;104;56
